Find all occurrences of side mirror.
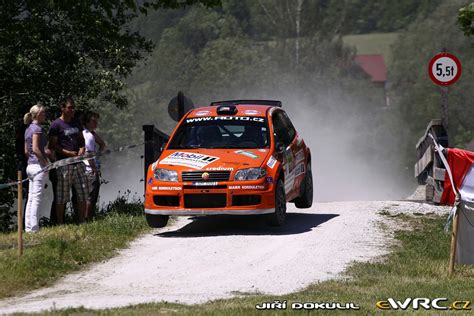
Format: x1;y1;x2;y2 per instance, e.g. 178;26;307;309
276;142;285;154
160;142;167;152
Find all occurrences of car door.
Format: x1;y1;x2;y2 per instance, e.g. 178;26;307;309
272;111;297;198
280;111;306;200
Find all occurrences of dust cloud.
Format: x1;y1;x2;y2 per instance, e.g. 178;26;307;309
98;148;145;206
272;91;412;201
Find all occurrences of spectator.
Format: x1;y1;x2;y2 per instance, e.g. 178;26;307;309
23;104;49;232
48;97;89;224
83;111;105;220
48;109;82;224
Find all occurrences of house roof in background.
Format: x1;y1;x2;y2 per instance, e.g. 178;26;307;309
354;54;387;82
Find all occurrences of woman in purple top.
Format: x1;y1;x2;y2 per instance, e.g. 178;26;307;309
24;104;49;232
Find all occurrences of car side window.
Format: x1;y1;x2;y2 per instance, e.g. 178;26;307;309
272;112;290;146
281;111;296;143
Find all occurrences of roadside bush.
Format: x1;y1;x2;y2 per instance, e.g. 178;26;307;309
96;190;143;218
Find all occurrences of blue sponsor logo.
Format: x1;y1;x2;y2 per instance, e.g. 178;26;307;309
148;177;153;185
266;176;273;184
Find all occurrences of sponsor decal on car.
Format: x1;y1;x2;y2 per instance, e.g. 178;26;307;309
195;110;211;116
295;150;305;163
206;167;234;171
266;176;273;184
234;150;259;159
267;156;277;168
295;163;305;176
192;181;219;186
242;185;266;190
157;186;182;190
186;116;265;123
160;151;219;169
229;185;266;190
147;177;153;185
244;110;261;115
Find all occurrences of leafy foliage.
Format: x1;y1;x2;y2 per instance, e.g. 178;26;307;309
0;0;220;224
390;0;474;160
458;2;474;36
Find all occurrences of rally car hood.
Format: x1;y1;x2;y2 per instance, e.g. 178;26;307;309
157;148;271;172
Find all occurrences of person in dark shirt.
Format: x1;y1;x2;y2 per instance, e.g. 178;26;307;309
48;97;89;224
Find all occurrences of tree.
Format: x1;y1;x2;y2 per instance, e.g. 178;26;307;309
390;0;474;169
0;0;220;230
458;2;474;36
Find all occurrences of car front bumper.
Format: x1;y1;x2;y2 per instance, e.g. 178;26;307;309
144;208;275;216
144;178;276;216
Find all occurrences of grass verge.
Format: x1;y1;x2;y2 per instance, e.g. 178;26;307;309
38;212;474;315
0;199;149;299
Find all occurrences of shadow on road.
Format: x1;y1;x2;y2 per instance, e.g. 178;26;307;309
156;213;339;237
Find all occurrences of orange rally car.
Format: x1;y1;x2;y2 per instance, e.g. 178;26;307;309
144;100;313;227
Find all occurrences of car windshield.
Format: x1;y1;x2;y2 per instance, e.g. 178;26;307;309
168;116;270;149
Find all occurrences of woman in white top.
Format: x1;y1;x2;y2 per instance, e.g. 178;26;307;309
82;111;105;220
23;104;50;232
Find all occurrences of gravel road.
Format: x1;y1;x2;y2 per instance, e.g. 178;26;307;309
0;200;447;314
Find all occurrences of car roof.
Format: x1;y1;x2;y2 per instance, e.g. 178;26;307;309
187;104;278;118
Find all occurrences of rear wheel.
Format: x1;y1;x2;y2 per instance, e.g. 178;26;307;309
146;214;169;228
266;179;286;226
295;163;313;208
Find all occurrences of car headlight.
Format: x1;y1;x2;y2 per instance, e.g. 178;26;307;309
234;168;267;181
154;168;178;182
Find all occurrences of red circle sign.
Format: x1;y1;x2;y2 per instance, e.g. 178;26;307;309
428;52;462;86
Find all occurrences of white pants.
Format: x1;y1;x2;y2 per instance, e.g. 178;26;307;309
25;164;46;232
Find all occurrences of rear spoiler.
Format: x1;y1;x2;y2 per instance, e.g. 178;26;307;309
210;100;282;107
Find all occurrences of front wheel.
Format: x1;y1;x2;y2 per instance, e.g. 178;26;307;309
295;163;313;209
146;214;169;228
266;179;286;226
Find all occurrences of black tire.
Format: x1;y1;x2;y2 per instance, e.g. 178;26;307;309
266;179;286;226
146;214;169;228
295;163;313;209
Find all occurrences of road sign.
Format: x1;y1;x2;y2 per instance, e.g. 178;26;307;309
428;52;462;86
168;91;194;122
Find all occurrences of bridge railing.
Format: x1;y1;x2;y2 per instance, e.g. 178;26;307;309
414;119;448;203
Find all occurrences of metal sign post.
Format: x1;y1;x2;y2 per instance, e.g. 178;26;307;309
440;86;449;144
428;51;462;275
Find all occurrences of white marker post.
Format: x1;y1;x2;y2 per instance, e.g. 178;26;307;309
17;170;23;256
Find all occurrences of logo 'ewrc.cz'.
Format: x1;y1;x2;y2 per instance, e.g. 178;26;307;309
376;298;471;311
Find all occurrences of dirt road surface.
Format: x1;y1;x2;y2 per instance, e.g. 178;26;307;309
0;201;446;314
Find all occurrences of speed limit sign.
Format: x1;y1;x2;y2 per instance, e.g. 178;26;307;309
428;52;462;86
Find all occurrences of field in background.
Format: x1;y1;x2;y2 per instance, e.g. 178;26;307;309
342;32;400;66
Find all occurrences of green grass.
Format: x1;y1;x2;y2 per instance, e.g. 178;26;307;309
0;209;149;299
342;32;400;66
28;212;474;315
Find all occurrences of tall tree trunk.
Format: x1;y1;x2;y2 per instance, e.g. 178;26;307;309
295;0;304;65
